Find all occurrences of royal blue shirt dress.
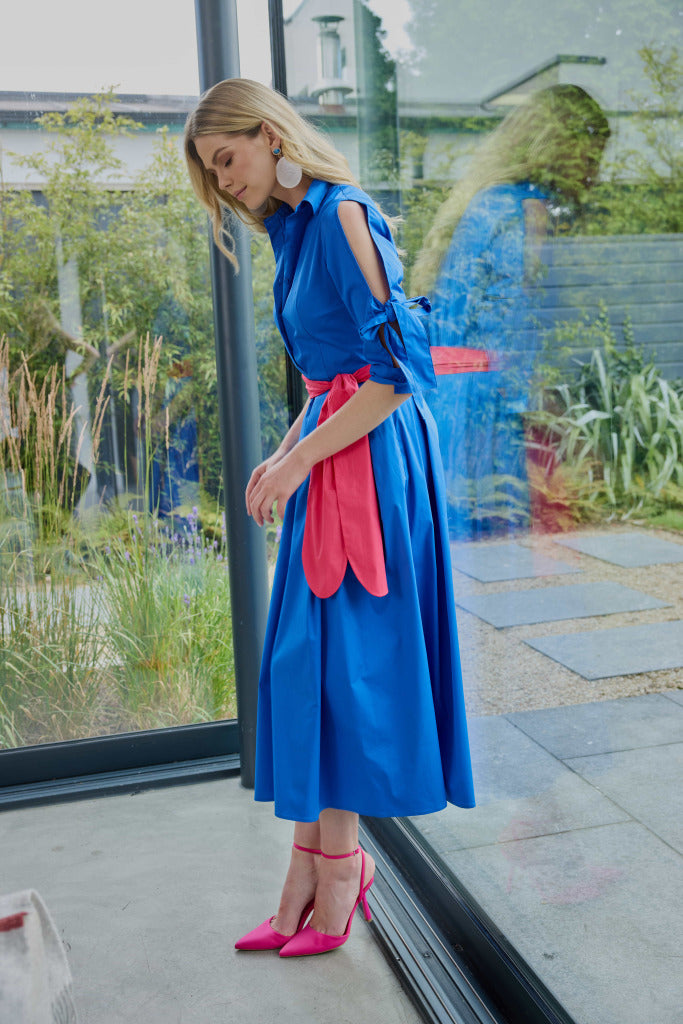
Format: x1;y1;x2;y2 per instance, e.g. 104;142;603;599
253;179;475;822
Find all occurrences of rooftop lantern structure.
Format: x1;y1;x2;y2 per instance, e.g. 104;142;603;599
311;15;352;108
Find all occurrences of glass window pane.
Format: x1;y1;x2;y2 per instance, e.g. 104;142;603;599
0;7;242;747
282;1;682;1020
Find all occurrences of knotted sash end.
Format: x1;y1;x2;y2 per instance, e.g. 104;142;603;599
301;367;388;599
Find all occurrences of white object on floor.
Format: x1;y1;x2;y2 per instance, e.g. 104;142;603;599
0;890;77;1023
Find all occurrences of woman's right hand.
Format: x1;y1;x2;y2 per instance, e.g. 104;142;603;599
245;398;311;520
245;448;287;517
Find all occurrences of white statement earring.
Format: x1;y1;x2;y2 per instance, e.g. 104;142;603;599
273;146;303;189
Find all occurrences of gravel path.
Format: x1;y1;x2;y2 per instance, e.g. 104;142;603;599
453;525;683;716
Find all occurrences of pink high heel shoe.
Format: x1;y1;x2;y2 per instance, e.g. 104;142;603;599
234;843;320;951
279;847;374;958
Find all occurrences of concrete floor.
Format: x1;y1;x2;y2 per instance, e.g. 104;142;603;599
0;780;422;1024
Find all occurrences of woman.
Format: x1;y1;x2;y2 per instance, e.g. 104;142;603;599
184;79;474;958
412;85;610;539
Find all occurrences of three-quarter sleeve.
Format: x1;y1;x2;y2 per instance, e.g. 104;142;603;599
321;194;436;394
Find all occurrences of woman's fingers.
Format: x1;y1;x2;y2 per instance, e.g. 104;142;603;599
247;450;308;527
247;468;272;526
245;462;267;514
251;475;279;526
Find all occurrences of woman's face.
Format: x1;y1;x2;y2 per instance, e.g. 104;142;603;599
194;124;278;211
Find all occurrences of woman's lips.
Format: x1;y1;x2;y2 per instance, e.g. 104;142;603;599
235;186;246;201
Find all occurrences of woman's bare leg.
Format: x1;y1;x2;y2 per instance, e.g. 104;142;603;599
310;808;376;936
270;820;321;936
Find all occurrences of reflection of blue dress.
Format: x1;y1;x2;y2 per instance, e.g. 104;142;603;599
254;180;475;822
427;183;547;539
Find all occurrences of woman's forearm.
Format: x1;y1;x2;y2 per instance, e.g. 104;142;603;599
294;380;409;474
276;399;310;456
247;379;410;525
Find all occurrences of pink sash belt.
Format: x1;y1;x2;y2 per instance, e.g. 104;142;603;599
301;365;388;600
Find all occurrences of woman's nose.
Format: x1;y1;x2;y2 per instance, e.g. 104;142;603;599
217;167;232;190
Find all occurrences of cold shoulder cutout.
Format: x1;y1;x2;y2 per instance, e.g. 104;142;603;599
336;200;391;304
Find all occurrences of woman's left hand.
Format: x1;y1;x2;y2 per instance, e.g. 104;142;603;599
247;447;310;527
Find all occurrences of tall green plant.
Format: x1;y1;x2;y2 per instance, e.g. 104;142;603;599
0;578;109;747
95;510;235;729
0;337;111;555
531;312;683;508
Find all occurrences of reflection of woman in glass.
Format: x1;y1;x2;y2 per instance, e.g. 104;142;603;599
184;80;474;957
413;85;609;539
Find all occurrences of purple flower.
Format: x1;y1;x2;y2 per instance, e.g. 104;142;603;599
183;594;191;608
124;551;131;561
276;524;282;542
104;546;111;555
189;556;195;565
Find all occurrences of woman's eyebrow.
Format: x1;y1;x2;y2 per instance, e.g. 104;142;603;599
210;146;229;166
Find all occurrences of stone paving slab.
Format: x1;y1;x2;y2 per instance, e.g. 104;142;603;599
663;689;683;707
506;694;683;759
455;581;667;628
450;541;580;582
441;822;683;1024
553;531;683;567
411;715;628;851
565;742;683;854
525;620;683;680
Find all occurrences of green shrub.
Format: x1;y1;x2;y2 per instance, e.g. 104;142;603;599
531;315;683;512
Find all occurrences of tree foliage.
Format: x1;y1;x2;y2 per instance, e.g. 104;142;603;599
582;44;683;235
0;90;286;508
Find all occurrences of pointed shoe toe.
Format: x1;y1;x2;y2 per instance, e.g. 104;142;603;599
235;898;315;951
279;923;348;958
235;917;292;951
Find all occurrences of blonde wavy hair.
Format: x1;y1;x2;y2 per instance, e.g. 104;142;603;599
411;85;610;294
184;78;359;269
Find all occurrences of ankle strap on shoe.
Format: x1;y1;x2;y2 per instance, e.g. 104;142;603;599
321;847;360;859
292;843;322;855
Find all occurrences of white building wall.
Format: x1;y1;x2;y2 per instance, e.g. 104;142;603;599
284;0;357;100
0;125;186;190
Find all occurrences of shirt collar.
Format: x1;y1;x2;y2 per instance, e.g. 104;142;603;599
298;178;330;215
264;178;330;231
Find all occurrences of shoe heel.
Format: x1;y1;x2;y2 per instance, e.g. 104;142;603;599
361;877;373;921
